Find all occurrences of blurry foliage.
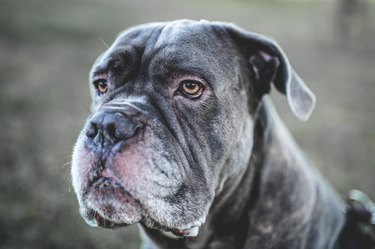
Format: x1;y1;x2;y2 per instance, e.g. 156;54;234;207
0;0;374;248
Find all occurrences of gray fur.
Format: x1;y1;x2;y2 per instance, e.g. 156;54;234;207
71;20;345;249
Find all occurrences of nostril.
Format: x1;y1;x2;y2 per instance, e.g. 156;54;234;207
86;122;98;138
115;121;143;140
106;123;117;140
87;111;144;144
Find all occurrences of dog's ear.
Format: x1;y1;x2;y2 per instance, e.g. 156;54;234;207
225;24;316;121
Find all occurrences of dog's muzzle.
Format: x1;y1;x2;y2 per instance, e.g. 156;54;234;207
85;110;144;148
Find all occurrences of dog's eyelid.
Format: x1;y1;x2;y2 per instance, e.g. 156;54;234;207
91;63;108;77
174;74;208;86
92;71;108;82
92;77;109;95
174;78;206;100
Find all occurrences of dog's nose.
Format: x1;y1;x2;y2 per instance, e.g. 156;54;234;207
86;111;143;144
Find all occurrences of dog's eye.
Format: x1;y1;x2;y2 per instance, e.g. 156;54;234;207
94;79;108;94
179;80;204;99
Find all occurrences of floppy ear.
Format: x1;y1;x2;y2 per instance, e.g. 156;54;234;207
225;24;316;121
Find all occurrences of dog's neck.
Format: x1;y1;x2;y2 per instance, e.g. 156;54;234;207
242;96;346;249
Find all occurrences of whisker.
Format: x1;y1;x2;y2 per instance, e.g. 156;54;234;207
62;161;71;169
99;36;109;49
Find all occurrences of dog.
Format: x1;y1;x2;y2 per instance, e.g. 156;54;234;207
71;20;371;249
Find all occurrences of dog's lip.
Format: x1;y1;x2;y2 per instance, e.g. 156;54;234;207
141;214;206;238
90;211;200;236
169;226;200;237
89;167;120;188
94;212;129;229
141;221;201;238
91;176;124;190
87;206;202;235
84;206;202;236
82;208;130;229
82;168;143;229
87;168;140;206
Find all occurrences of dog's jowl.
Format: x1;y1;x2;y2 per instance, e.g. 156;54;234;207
71;20;365;249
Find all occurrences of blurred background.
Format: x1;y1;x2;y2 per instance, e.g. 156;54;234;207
0;0;374;248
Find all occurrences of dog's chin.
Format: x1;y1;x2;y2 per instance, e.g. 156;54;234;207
81;208;131;229
80;194;142;229
80;190;205;238
80;208;203;239
80;180;144;228
80;201;204;238
79;181;205;237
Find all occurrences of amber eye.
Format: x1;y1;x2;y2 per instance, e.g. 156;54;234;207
94;79;108;94
179;80;203;99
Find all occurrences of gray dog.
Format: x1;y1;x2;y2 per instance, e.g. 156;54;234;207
71;20;357;249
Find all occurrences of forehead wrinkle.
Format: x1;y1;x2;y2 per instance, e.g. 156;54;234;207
90;54;110;79
153;21;188;49
91;23;165;75
93;46;133;68
147;35;222;89
153;21;214;53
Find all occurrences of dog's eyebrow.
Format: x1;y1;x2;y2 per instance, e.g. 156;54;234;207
89;56;117;80
90;57;120;79
151;59;216;87
91;67;107;79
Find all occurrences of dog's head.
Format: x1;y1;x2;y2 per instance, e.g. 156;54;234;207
71;20;315;237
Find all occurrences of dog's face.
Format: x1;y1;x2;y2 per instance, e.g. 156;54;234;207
71;20;315;236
